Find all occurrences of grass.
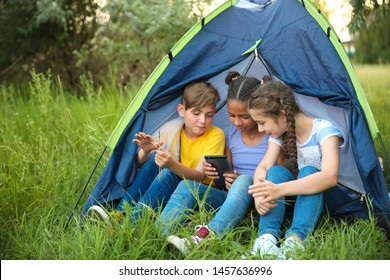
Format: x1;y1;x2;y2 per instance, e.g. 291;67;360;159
0;65;389;260
354;64;390;181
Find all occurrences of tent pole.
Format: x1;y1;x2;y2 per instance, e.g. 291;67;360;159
64;146;108;231
377;132;390;171
242;53;255;75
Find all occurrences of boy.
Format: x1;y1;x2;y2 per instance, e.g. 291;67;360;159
88;81;225;221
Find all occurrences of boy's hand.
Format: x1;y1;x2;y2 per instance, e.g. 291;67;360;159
133;132;163;153
202;160;219;180
155;148;174;168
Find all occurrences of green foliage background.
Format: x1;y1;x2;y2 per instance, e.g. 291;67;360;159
1;0;389;88
0;0;212;86
354;12;390;63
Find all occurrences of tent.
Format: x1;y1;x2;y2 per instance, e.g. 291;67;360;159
66;0;390;236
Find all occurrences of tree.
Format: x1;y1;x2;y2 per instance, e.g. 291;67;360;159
0;0;99;85
0;0;214;87
74;0;213;86
349;0;389;33
349;0;390;63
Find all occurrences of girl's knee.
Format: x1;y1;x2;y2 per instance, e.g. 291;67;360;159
297;166;319;179
266;166;292;183
232;174;252;187
227;175;252;201
228;175;251;194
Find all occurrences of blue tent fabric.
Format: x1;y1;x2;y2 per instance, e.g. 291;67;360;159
81;0;389;229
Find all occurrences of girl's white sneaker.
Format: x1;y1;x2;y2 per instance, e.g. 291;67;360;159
278;236;305;260
251;234;280;258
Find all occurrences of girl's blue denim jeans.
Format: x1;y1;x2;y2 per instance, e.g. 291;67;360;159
116;153;182;221
258;165;324;241
157;174;253;236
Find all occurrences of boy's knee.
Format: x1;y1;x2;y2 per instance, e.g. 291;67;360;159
176;179;196;191
176;180;188;190
171;180;200;200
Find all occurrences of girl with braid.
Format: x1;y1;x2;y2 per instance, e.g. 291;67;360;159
248;79;344;259
157;71;272;255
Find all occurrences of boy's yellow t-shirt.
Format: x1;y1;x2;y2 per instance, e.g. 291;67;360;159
180;125;225;185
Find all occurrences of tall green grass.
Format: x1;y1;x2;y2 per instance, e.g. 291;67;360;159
0;66;389;260
354;64;390;182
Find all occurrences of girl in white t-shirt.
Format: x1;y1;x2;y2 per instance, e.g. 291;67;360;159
248;79;344;259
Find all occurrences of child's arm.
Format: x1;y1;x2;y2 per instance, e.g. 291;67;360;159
157;127;225;182
155;148;206;181
253;141;282;183
136;149;151;167
218;146;238;190
249;136;341;202
133;132;163;167
252;141;281;214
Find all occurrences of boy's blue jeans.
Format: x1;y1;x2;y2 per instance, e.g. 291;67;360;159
117;153;182;221
258;166;324;241
158;174;253;236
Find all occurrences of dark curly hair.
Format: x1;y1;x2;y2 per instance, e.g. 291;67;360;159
225;71;262;103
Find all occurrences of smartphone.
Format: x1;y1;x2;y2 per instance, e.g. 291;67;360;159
204;155;232;187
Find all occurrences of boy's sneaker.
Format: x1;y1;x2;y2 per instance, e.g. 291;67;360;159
86;205;109;222
167;225;211;255
278;236;305;260
251;234;280;258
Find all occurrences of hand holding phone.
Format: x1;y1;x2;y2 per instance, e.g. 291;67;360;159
204;155;232;187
